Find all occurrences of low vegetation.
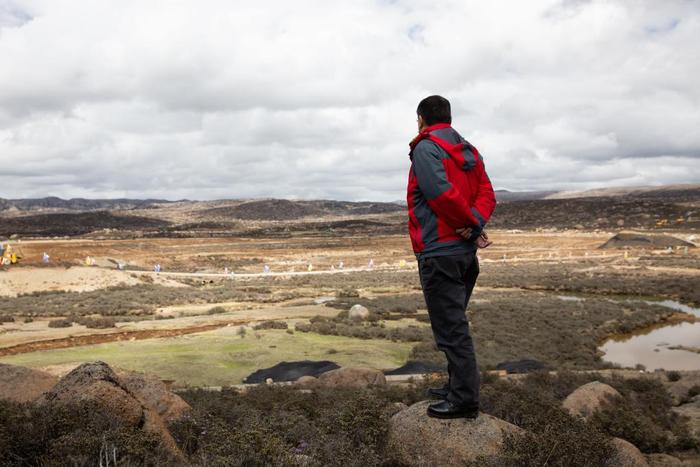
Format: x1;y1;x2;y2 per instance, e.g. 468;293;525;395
313;289;680;370
0;283;295;318
1;372;695;466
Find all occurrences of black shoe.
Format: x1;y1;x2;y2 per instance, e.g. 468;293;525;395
426;387;449;399
427;400;479;419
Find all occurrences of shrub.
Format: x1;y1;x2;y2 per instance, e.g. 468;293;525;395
253;320;288;331
337;288;359;298
0;399;174;466
687;385;700;398
667;371;682;382
206;306;227;315
48;319;72;328
75;316;116;329
174;385;401;466
0;315;14;323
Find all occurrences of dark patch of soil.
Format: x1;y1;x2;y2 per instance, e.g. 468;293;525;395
0;211;170;237
489;196;698;231
495;359;547;374
243;360;339;383
200;199;404;221
384;360;444;375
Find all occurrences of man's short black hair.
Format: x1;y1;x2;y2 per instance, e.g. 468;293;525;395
417;95;451;125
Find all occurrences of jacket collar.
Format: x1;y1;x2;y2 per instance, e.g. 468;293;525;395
409;123;452;156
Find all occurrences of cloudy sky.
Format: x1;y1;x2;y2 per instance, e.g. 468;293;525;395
0;0;698;201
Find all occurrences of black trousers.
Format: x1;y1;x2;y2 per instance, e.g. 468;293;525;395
418;252;480;408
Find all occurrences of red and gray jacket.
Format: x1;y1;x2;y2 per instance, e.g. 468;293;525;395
407;123;496;258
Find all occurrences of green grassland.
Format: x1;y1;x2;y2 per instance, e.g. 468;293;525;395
0;328;413;387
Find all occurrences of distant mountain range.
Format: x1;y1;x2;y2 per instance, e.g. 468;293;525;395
1;184;697;237
1;184;697;216
495;183;699;202
0;197;173;213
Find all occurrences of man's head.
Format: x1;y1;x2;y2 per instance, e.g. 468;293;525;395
416;95;451;131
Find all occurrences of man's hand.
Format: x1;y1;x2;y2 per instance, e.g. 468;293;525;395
456;227;493;248
476;231;492;249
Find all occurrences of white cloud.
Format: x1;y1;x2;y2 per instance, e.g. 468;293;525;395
0;0;698;200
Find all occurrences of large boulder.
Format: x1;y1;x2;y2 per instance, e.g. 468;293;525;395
294;375;320;388
386;401;522;466
0;363;58;402
318;367;386;388
348;304;370;321
40;362;146;427
562;381;621;420
606;437;650;467
39;362;187;461
116;369;192;424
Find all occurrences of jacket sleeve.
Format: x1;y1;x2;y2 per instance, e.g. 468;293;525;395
412;141;480;229
470;158;497;234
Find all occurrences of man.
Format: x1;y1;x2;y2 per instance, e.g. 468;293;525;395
407;95;496;419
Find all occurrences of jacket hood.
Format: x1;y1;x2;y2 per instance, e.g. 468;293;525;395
409;124;481;171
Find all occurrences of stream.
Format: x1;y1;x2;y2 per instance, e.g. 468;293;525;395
598;299;700;371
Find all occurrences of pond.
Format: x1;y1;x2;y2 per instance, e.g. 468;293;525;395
600;300;700;371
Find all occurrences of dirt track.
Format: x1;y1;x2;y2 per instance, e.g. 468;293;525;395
0;319;250;357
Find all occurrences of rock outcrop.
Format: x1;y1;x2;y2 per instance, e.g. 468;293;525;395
0;363;58;402
386;400;522;466
116;369;192;424
562;381;621;420
39;361;189;461
318;367;386;388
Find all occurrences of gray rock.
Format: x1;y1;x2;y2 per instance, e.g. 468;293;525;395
671;397;700;439
294;375;319;387
386;400;522;466
318;367;386;388
348;304;370;321
606;437;650;467
562;381;621;420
